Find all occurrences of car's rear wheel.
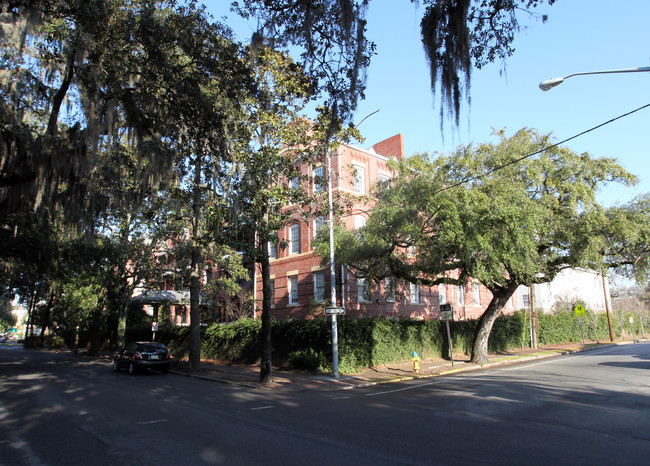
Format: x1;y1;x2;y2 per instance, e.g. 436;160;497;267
112;360;119;372
160;367;168;374
128;363;137;375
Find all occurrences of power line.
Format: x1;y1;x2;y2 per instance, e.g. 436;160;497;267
438;102;650;193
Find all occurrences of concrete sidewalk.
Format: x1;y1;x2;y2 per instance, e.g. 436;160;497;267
171;340;640;391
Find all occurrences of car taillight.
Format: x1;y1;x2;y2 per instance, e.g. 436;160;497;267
134;352;142;360
166;353;172;359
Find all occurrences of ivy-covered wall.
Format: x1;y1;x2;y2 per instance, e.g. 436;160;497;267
139;309;634;374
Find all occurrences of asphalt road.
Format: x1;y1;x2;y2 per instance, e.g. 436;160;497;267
1;342;649;465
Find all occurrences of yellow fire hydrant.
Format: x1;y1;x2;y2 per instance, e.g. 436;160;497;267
412;351;420;374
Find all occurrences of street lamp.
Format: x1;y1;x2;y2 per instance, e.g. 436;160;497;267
539;66;650;91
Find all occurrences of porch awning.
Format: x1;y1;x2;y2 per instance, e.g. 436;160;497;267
132;290;190;304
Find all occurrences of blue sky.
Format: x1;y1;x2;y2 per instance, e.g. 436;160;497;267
204;0;650;207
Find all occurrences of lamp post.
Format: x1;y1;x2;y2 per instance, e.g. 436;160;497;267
539;66;646;342
326;147;340;378
539;66;650;91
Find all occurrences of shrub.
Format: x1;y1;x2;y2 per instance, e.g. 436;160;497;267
201;319;261;362
288;348;327;373
126;308;620;373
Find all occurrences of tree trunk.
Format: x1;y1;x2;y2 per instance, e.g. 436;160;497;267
259;244;273;385
39;291;54;347
189;247;201;371
116;216;132;349
116;302;127;349
24;290;36;347
189;161;203;372
88;308;104;357
470;281;519;365
47;51;75;135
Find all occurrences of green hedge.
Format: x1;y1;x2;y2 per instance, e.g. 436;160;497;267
537;310;618;344
140;310;617;374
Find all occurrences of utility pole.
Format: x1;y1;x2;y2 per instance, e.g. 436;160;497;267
326;148;340;378
602;272;614;342
529;285;537;349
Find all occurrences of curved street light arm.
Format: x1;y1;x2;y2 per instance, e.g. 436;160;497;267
539;66;650;91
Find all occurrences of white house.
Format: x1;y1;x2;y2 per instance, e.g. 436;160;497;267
516;268;610;314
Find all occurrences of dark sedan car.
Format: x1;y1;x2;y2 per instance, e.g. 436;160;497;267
113;341;171;375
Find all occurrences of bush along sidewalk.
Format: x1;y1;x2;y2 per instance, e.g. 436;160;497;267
150;309;631;375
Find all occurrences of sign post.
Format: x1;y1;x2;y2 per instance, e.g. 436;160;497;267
440;303;454;367
574;305;585;345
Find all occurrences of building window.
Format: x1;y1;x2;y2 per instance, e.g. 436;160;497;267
378;173;391;194
289;223;300;254
385;277;396;302
314;271;325;303
410;282;419;304
290;175;300;190
268;240;277;259
354;215;366;230
357;277;369;302
314;216;327;238
439;284;446;304
313;166;325;193
352;165;365;194
458;285;464;306
473;283;480;305
288;276;298;305
407;244;417;257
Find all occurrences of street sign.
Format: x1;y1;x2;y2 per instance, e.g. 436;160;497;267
574;304;586;317
440;303;453;321
324;307;345;315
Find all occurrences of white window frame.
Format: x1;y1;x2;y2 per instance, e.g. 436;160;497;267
378;173;391;194
385;277;396;303
314;271;325;303
313;166;325;193
439;284;446;304
354;215;366;230
268;240;277;259
352;164;365;194
407;244;417;257
288;276;298;305
473;283;481;305
410;282;419;304
458;285;464;306
314;216;327;238
289;223;300;255
289;175;300;190
357;277;370;303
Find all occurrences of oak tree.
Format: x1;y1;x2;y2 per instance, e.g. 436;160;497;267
318;128;636;364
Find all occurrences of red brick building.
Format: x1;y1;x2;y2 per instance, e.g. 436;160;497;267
253;134;518;321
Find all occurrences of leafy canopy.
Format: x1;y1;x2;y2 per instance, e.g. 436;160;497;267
320;128;636;293
233;0;557;127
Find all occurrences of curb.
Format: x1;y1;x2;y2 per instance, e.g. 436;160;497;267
172;340;645;391
338;342;628;390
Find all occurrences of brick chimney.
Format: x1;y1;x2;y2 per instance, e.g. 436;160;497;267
371;134;405;160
